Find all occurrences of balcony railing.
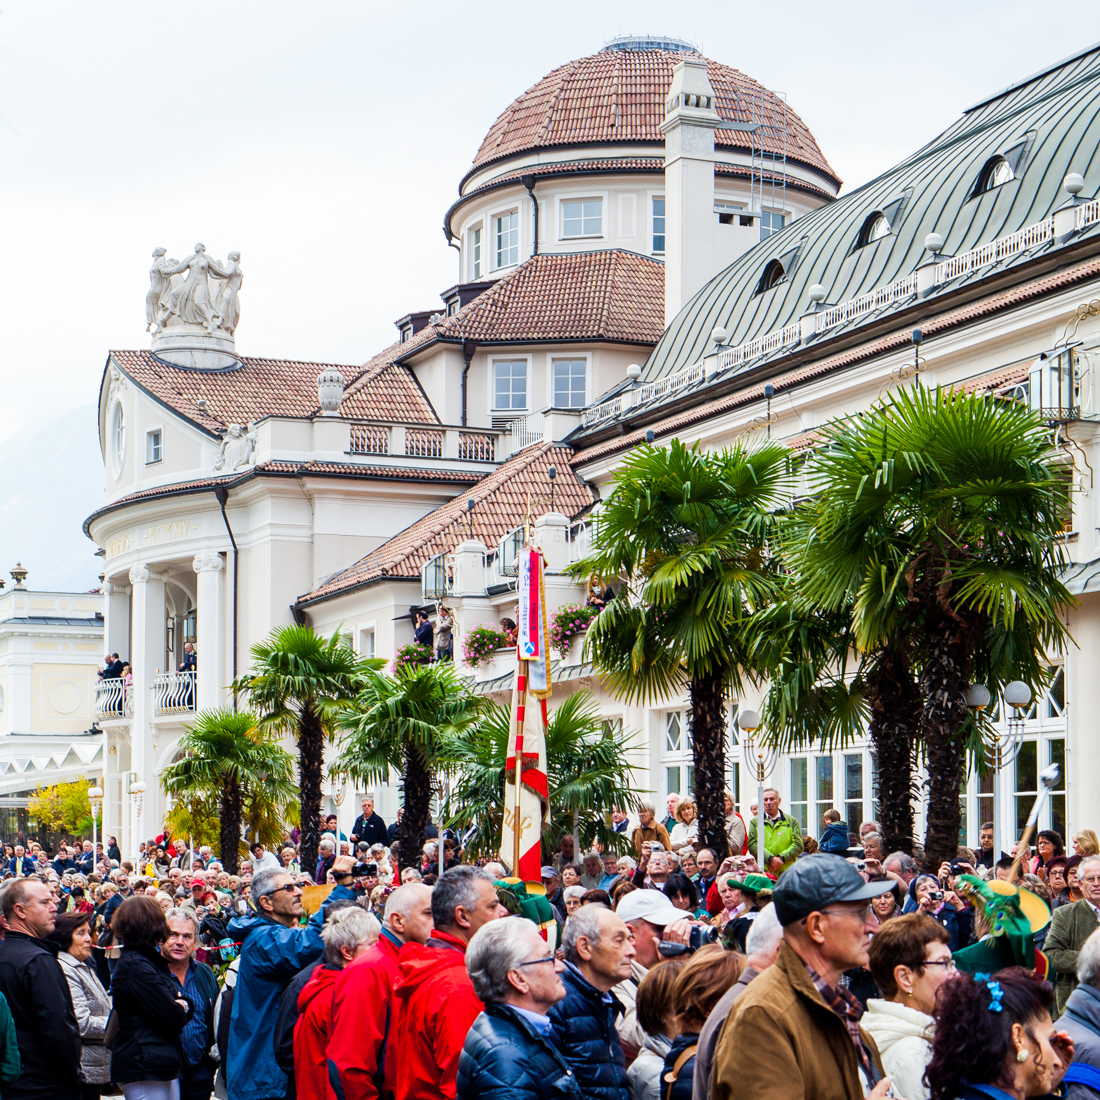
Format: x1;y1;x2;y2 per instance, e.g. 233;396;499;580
153;671;196;716
581;199;1100;430
348;423;503;462
94;679;132;719
458;432;495;461
349;424;388;454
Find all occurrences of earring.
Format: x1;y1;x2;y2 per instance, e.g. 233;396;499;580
1017;1048;1029;1064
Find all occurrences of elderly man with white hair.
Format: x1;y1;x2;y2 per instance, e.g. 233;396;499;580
457;916;578;1100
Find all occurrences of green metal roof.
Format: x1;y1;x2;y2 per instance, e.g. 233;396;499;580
624;41;1100;397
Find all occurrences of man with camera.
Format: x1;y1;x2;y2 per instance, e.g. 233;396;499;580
548;904;636;1100
611;891;695;1058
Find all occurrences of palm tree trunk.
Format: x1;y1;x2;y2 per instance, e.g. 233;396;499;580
867;647;922;856
399;738;433;872
298;700;325;879
219;780;242;875
920;607;973;870
690;669;729;861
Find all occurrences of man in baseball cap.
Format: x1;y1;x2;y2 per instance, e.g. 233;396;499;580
613;889;695;1059
713;855;894;1100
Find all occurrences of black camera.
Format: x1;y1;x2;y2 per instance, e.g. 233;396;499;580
353;862;378;878
658;923;720;957
948;860;968;876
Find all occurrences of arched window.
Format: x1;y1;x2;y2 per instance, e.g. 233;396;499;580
974;155;1015;196
855;211;891;248
755;259;785;295
111;404;125;478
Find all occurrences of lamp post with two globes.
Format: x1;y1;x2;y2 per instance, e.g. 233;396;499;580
965;680;1031;863
88;785;103;867
736;709;778;871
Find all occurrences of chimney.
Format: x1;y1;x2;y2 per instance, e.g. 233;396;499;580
660;59;721;326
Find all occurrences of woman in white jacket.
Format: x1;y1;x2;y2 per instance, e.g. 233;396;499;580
667;797;699;855
48;911;112;1100
862;913;957;1100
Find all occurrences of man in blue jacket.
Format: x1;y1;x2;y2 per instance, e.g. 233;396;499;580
227;855;358;1100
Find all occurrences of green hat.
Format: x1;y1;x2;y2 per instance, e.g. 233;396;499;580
725;873;773;895
495;878;560;952
952;874;1049;977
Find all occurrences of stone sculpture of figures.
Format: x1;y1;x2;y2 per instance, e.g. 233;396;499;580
149;244;242;336
214;423;257;472
146;247;176;332
211;252;243;335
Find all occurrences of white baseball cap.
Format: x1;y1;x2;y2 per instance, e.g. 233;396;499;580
615;890;686;927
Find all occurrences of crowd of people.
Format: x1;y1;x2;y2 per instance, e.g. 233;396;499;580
0;791;1095;1100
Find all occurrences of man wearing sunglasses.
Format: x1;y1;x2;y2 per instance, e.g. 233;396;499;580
227;856;358;1100
713;854;896;1100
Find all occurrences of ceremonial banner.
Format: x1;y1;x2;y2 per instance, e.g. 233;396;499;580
501;543;551;882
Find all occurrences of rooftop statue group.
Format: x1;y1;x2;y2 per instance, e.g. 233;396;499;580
145;244;242;336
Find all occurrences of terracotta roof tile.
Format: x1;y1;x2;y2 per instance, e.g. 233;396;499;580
83;461;479;536
396;250;665;355
570;257;1100;466
298;443;594;606
109;350;438;433
469;50;839;186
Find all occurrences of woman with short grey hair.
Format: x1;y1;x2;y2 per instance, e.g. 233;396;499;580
321;907;380;967
563;886;586;916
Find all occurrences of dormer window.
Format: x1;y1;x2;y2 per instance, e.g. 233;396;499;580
855;212;891;248
755;259;785;295
973;155;1015;196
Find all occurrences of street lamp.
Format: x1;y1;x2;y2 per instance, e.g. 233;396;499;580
969;681;1030;862
736;709;777;870
88;786;103;865
130;780;147;818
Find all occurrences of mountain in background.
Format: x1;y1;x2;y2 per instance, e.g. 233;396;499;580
0;405;105;593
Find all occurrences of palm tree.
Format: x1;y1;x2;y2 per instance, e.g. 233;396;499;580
232;626;369;878
438;690;639;862
788;385;1072;867
573;438;790;860
333;661;484;869
161;709;296;873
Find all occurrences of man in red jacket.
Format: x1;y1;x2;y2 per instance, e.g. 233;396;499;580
325;883;434;1100
393;867;506;1100
296;908;380;1100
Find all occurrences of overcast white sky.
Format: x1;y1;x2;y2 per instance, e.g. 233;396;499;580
2;0;1100;586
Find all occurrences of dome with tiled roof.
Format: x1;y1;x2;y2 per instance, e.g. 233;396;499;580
466;38;840;190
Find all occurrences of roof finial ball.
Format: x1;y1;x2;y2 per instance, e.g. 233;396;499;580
924;232;945;256
1065;172;1086;197
626;363;642;383
807;284;827;310
711;326;729;347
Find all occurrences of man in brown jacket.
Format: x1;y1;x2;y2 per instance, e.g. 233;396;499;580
713;855;895;1100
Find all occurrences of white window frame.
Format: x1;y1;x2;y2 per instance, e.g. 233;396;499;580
490;206;521;271
661;708;693;802
145;427;163;465
110;402;125;480
357;622;377;659
490;357;530;413
649;191;666;254
468;222;483;281
556;188;608;242
548;354;589;409
760;208;788;241
787;748;871;838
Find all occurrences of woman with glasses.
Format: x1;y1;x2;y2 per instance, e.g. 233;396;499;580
863;914;958;1100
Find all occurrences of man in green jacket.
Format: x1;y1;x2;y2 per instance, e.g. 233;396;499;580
747;788;804;876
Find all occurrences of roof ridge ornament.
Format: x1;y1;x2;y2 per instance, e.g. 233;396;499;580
146;243;242;370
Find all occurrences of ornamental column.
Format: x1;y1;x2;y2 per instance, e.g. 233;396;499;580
193;552;225;713
128;563;166;862
103;578;132;662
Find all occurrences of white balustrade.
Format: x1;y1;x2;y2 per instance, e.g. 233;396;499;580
94;679;132;719
153;671;196;716
935;218;1053;283
509;411;546;452
580;209;1099;431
